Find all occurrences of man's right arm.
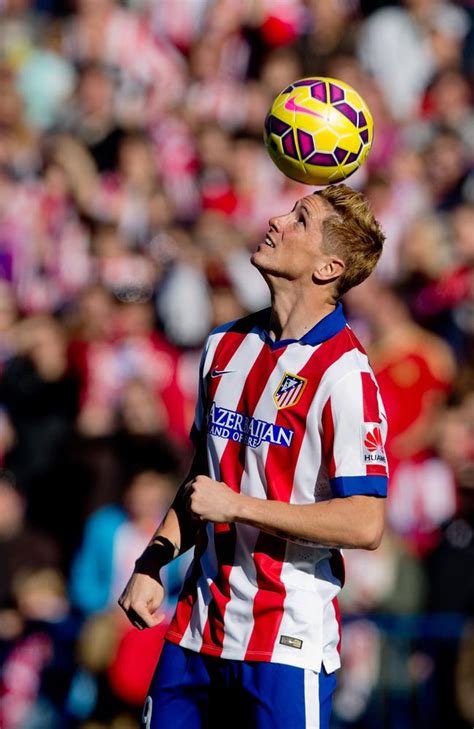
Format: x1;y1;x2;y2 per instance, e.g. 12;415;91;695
118;444;207;629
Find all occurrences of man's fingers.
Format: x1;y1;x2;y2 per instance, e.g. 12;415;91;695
126;607;149;630
183;479;196;497
187;490;202;520
118;596;130;613
124;605;166;630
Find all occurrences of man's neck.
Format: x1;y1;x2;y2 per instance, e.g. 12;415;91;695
268;285;337;343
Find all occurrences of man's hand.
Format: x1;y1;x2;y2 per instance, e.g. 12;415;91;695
187;475;241;523
118;572;166;630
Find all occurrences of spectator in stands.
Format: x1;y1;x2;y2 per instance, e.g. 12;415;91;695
0;567;81;729
0;316;80;539
0;469;60;611
115;378;184;480
357;0;470;121
54;63;124;173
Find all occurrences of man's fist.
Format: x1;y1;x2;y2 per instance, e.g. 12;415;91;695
186;475;241;523
118;573;166;630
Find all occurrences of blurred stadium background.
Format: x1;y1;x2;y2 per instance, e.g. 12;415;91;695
0;0;473;727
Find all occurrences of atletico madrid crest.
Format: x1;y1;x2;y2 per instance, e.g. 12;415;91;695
273;372;308;410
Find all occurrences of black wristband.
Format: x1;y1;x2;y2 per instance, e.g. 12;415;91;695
134;537;176;581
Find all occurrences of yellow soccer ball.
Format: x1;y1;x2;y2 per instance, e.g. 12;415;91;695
264;77;374;186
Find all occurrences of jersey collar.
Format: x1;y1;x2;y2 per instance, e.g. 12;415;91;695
264;302;347;350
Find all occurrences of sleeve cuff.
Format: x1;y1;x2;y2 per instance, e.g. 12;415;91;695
330;475;388;498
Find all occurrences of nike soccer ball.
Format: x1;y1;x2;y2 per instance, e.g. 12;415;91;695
264;77;373;186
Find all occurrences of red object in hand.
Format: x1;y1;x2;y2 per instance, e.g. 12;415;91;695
107;620;169;705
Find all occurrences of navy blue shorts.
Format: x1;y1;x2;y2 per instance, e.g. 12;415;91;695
141;641;336;729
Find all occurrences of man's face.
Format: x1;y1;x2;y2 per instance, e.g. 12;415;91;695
251;194;333;283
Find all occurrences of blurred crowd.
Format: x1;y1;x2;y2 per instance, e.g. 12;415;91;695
0;0;473;727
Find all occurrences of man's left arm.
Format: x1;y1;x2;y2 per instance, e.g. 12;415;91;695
187;367;388;550
187;477;384;550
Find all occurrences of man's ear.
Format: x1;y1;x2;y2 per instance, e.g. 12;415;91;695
313;257;345;283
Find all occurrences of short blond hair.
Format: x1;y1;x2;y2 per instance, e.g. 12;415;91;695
315;184;385;297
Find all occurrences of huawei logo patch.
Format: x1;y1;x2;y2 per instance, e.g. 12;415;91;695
364;427;384;454
362;424;386;464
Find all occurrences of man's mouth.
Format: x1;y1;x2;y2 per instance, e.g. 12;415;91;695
264;235;275;248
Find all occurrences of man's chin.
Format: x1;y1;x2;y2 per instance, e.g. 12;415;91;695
250;254;280;286
250;251;261;269
250;249;272;271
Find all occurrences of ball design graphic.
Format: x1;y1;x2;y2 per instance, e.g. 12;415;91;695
264;77;374;186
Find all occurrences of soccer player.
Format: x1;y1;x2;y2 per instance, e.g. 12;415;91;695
119;184;388;729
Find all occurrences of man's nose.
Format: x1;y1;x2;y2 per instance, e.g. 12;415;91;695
268;214;283;230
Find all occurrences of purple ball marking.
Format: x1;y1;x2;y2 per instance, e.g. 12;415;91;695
282;85;294;94
360;128;369;144
335;102;358;126
310;83;327;103
346;151;360;164
293;79;318;87
334;147;348;164
306;152;335;167
358;111;367;128
270;139;278;151
329;83;345;103
264;114;271;136
282;130;298;159
297;129;314;159
270;116;291;136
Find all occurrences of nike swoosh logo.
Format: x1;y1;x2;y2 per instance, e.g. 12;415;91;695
284;97;325;119
211;368;235;378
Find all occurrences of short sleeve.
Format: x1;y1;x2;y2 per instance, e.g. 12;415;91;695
321;370;388;498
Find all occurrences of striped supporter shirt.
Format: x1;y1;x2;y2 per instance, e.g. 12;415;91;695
166;303;388;673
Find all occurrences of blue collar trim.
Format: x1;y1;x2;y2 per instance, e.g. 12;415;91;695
264;302;347;350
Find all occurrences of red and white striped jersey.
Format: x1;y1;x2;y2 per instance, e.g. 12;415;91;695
166;303;388;673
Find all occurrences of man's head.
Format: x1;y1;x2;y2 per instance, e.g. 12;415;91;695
252;184;385;299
